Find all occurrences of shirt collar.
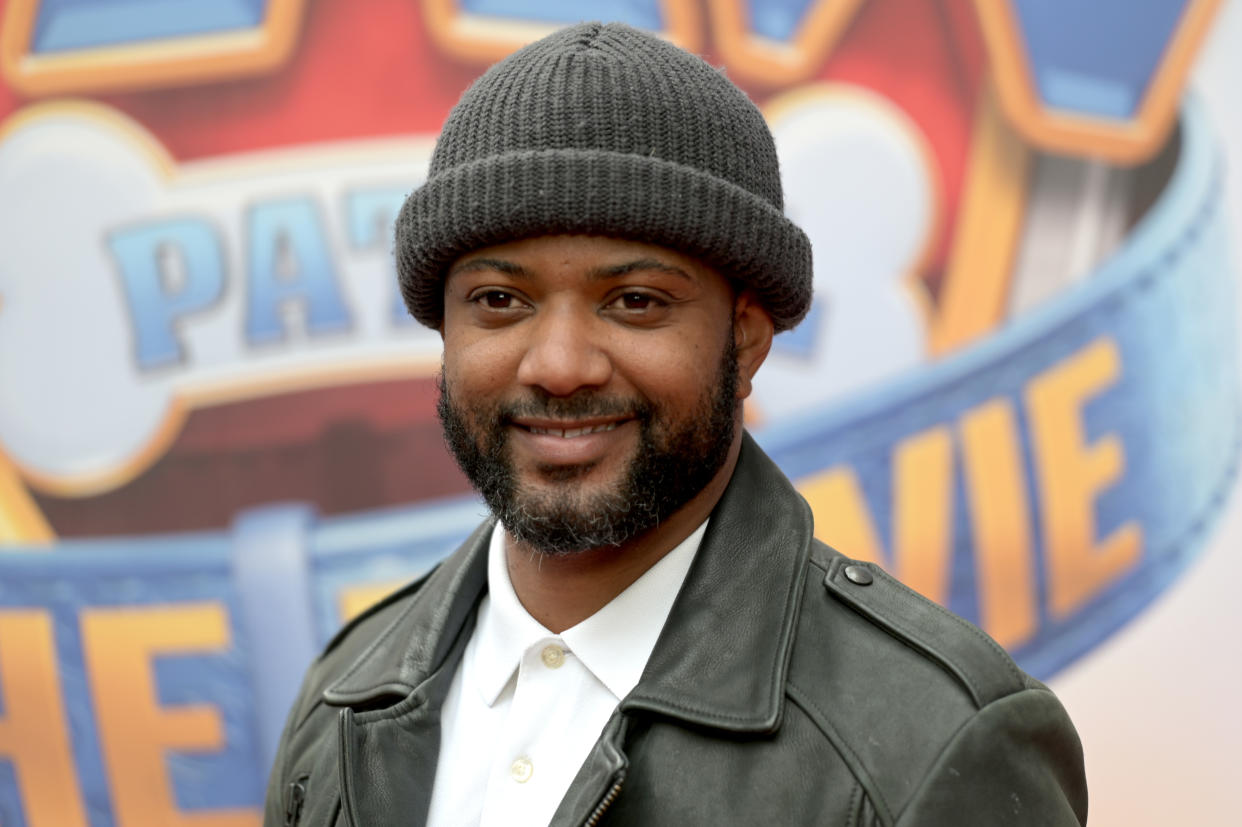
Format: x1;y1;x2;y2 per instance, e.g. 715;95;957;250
470;519;708;706
470;524;548;705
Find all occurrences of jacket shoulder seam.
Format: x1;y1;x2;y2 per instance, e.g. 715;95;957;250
819;552;1025;707
787;681;895;827
887;570;1021;698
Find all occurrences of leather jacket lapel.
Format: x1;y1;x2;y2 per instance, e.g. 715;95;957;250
324;519;492;706
323;432;814;824
622;433;813;732
325;519;491;826
553;434;815;824
338;625;473;827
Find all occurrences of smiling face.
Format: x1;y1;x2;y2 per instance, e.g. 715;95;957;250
437;234;773;555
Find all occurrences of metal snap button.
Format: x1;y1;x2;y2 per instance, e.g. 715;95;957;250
844;565;874;586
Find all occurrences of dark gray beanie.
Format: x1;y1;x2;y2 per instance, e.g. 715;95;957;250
396;21;812;331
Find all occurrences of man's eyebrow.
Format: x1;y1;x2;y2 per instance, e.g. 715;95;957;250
589;259;693;282
447;258;530;279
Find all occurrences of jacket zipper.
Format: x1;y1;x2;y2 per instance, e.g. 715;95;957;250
584;772;625;827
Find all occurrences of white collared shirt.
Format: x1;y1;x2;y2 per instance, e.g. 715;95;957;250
425;519;708;827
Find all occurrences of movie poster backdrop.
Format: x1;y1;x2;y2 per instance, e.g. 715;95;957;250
0;1;1236;824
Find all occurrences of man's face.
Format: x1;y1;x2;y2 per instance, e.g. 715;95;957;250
437;235;749;555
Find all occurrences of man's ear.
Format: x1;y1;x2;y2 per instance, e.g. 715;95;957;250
732;290;774;401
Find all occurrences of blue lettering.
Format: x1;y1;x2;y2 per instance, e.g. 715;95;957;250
345;187;414;326
108;217;224;370
246;198;350;343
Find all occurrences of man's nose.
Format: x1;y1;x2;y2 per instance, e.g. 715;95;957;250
515;306;612;396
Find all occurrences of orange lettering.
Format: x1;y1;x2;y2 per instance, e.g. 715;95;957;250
891;426;955;603
338;579;406;623
960;399;1038;647
799;466;885;566
798;425;954;602
0;610;87;826
1026;338;1141;618
80;603;259;827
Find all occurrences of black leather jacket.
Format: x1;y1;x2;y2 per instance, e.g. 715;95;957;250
265;434;1087;826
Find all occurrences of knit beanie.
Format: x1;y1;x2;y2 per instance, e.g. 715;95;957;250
395;21;813;331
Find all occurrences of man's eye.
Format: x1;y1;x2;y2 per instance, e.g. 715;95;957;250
479;290;517;308
616;292;660;310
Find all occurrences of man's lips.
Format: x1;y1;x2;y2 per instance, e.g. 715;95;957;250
508;416;635;465
510;416;631;438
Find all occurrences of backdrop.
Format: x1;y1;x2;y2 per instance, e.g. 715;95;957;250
0;1;1238;824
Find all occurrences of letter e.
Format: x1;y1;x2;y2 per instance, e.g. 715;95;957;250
80;603;258;827
1026;338;1141;618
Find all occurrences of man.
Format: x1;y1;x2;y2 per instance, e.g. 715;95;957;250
265;22;1087;826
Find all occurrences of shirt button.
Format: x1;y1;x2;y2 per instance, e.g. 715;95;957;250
541;644;565;669
510;757;534;783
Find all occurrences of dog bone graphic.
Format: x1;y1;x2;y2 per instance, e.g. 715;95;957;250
0;104;438;494
754;85;935;421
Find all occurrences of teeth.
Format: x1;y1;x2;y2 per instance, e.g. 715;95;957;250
529;422;619;438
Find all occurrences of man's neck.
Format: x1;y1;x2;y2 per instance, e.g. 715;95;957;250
504;438;741;633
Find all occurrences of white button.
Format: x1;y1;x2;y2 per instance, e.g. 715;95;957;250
510;757;534;783
540;644;565;669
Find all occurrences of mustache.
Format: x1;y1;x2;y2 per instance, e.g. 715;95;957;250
497;390;654;423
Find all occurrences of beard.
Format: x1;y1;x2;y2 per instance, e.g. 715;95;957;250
437;337;739;555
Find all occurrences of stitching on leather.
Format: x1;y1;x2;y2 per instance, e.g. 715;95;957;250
330;521;491;695
787;682;894;827
331;578;430;690
337;710;358;827
628;526;811;725
630;695;768;723
847;781;863;827
350;607;477;723
864;565;1023;698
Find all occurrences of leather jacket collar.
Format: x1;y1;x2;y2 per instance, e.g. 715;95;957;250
324;431;814;733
